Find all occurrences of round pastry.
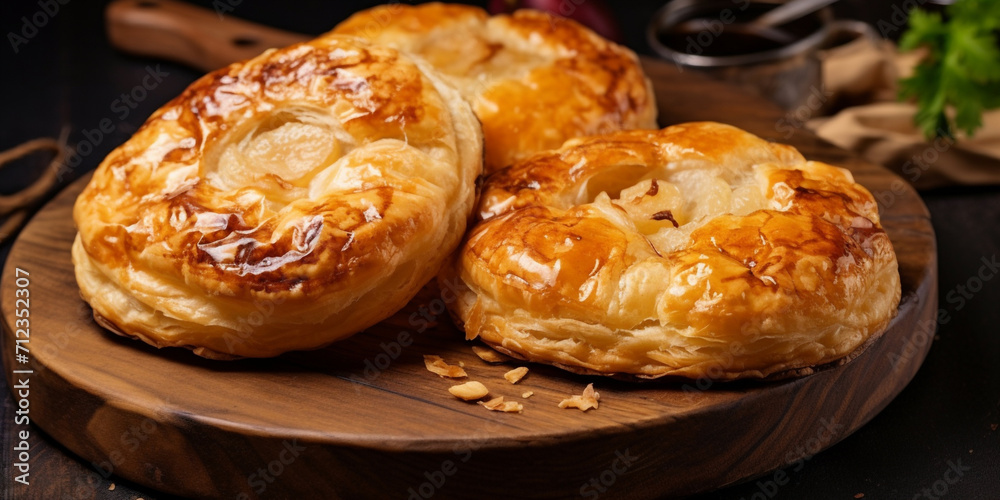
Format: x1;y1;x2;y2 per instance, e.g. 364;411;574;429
330;3;658;173
443;122;901;380
72;35;483;359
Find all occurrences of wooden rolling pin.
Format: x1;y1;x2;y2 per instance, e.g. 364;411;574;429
105;0;309;72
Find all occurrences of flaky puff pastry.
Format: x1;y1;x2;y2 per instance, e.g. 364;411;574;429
330;3;657;173
72;36;483;359
443;122;901;380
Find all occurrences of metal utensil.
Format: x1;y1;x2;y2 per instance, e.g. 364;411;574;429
648;0;876;110
675;0;840;44
752;0;840;29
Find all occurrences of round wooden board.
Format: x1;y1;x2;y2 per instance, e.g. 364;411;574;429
1;60;937;499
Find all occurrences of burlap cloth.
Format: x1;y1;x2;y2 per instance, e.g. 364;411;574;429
808;37;1000;190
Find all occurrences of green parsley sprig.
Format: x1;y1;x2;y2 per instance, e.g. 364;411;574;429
898;0;1000;140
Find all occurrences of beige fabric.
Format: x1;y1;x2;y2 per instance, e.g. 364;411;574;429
808;37;1000;189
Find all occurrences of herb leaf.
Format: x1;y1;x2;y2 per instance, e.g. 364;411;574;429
898;1;1000;139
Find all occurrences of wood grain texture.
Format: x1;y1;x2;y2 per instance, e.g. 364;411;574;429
0;59;936;500
105;0;308;72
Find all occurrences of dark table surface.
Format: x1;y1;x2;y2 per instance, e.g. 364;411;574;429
1;1;998;499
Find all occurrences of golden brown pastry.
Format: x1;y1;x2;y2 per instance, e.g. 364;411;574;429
444;122;901;380
72;35;483;359
330;3;658;173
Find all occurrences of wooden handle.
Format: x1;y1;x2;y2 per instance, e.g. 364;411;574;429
105;0;309;72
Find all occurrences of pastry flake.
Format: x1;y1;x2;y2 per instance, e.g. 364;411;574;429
503;367;529;384
558;384;600;411
471;345;511;364
424;355;468;379
479;396;524;413
449;381;489;401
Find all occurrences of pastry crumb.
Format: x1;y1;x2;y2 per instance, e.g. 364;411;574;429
449;381;489;401
522;391;534;398
479;396;523;413
471;345;510;363
504;367;529;384
423;355;467;378
854;494;864;499
458;361;465;367
558;383;600;411
108;483;115;491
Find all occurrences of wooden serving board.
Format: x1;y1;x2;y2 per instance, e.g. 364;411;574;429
0;56;936;499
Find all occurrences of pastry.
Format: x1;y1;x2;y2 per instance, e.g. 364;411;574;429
72;35;483;359
330;2;658;173
444;122;901;380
